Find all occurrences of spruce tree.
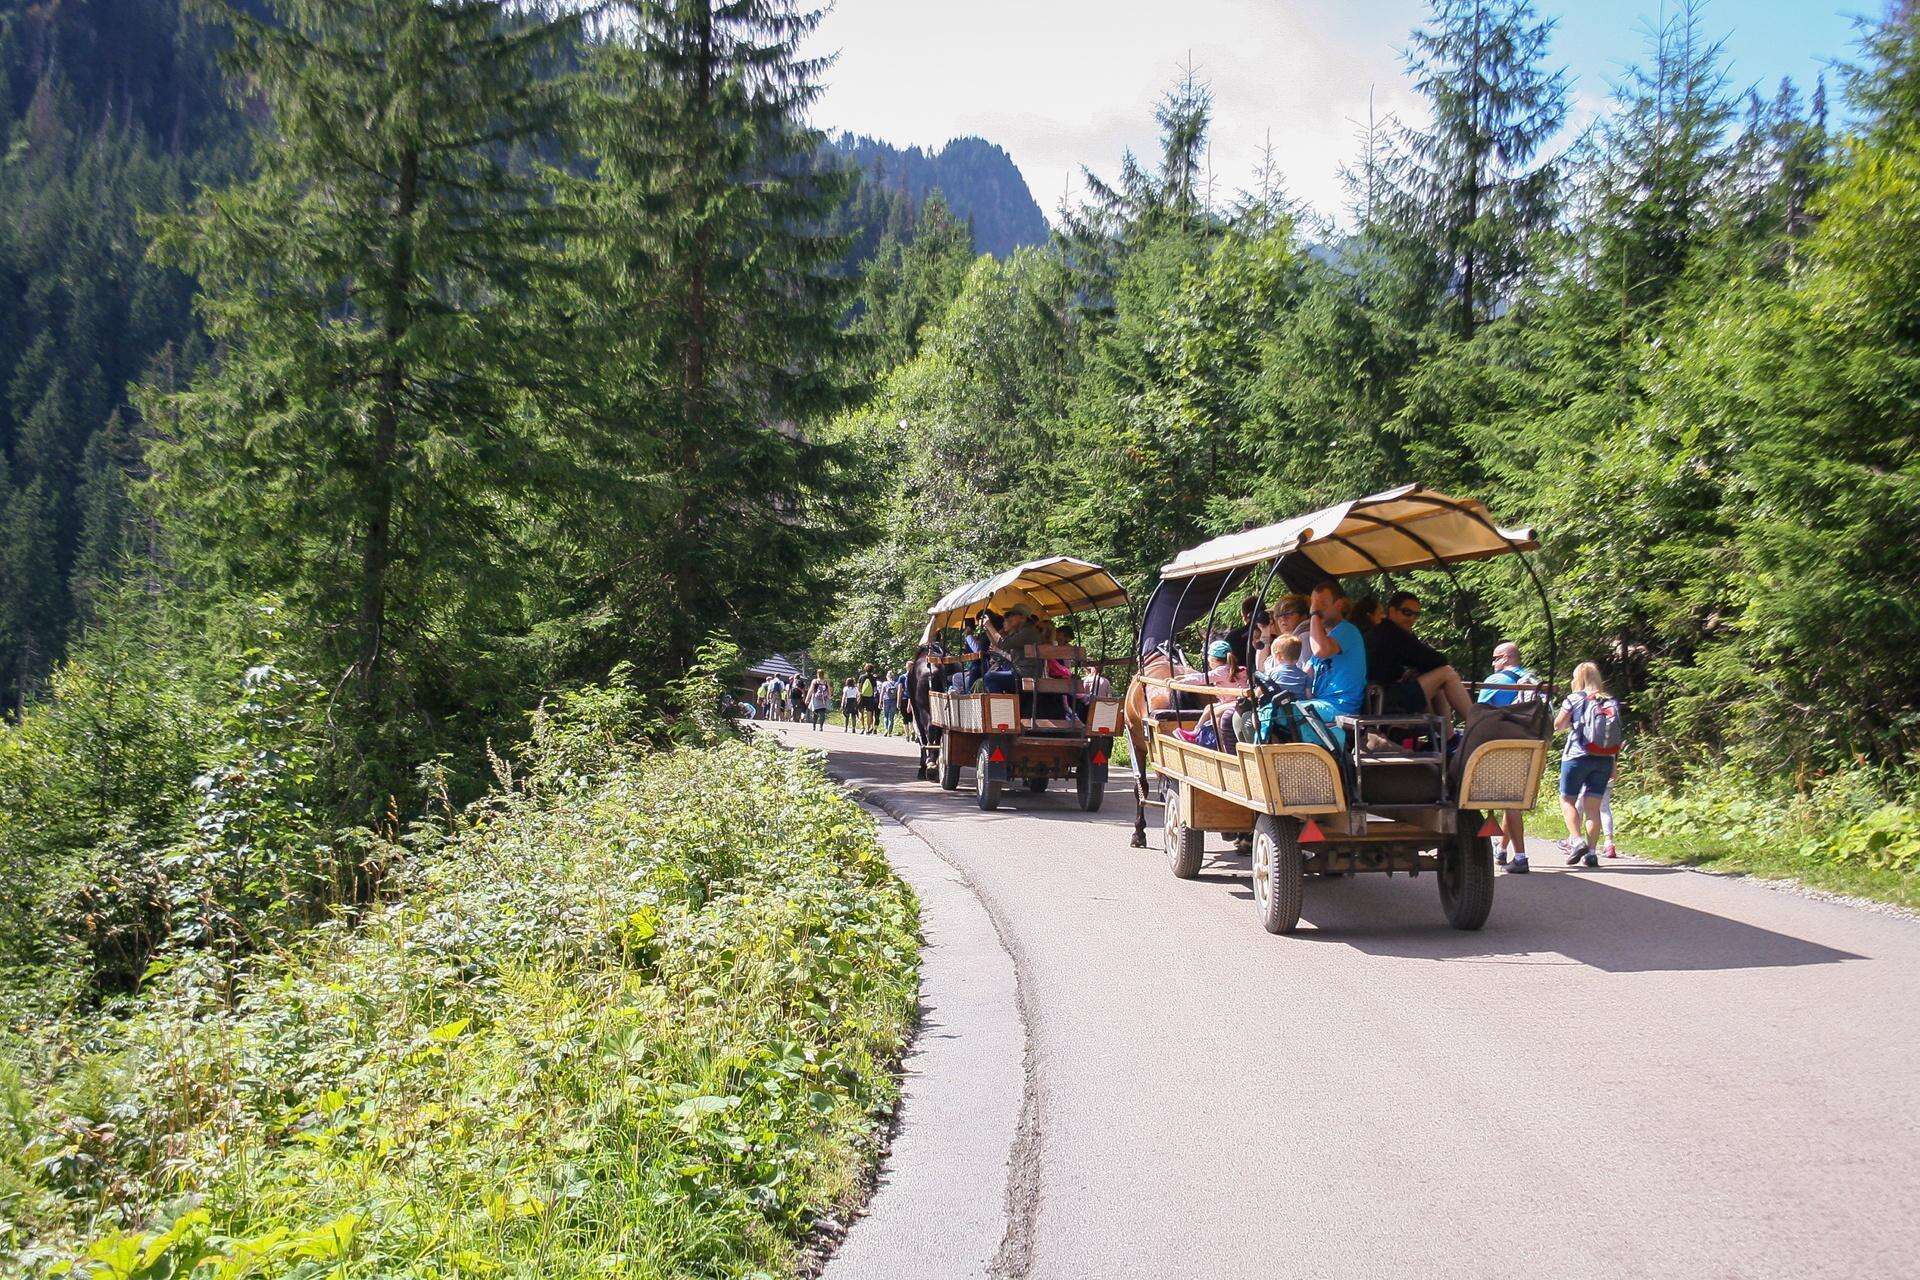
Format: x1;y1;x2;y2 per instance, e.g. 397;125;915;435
1390;0;1568;336
855;190;976;373
577;0;859;667
145;0;585;796
1586;0;1736;324
1061;63;1219;322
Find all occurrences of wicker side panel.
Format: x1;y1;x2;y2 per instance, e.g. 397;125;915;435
1255;744;1347;815
1460;740;1548;809
1154;732;1261;807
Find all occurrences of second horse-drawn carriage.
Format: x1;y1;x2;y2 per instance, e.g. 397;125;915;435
1126;485;1555;935
908;557;1130;812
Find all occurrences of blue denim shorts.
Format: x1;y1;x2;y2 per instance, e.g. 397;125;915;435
1560;753;1616;800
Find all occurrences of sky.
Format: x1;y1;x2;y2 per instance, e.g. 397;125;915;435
801;0;1874;226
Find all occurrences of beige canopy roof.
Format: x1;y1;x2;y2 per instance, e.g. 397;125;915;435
1159;484;1536;580
921;556;1129;642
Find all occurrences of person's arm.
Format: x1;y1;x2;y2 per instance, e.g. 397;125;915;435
1554;694;1576;732
1407;629;1449;673
1309;608;1339;658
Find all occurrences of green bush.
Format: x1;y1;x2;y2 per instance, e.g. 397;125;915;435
0;602;336;1000
1610;762;1920;891
3;711;918;1279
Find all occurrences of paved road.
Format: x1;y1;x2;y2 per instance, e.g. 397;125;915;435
766;722;1920;1280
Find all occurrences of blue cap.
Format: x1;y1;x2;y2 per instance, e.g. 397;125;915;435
1208;639;1233;661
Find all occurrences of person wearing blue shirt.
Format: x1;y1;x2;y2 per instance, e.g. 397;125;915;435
1474;639;1541;871
1289;582;1367;748
1476;641;1540;707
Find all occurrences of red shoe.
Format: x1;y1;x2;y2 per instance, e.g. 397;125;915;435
1604;842;1618;859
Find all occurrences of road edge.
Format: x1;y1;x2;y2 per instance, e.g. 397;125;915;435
783;735;1036;1280
849;781;1048;1280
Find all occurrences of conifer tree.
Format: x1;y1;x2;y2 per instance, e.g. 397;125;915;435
855;190;977;373
1061;63;1220;322
1389;0;1568;336
145;0;585;795
1585;0;1736;324
577;0;859;667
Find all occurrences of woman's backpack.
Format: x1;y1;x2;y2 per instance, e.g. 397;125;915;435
1573;693;1626;755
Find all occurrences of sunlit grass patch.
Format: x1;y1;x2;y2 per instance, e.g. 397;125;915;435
4;736;919;1278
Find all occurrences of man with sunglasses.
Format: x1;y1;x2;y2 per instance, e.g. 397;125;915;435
1366;590;1480;722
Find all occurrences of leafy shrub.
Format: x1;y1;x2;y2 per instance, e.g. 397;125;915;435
1612;762;1920;886
3;705;918;1279
0;603;336;999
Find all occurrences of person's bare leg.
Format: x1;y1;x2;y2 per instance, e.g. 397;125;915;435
1562;795;1583;842
1580;794;1603;848
1504;810;1525;857
1416;665;1477;721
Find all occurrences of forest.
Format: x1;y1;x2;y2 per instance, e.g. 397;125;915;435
1;0;1918;1273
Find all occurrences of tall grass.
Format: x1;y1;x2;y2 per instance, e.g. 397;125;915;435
2;710;919;1278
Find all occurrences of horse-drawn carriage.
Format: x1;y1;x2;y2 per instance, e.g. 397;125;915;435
1126;485;1555;934
908;557;1130;812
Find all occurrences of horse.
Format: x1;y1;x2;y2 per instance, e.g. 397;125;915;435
905;645;945;779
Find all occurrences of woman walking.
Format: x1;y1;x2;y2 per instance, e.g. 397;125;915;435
879;669;901;735
840;676;859;731
1554;662;1625;868
808;672;831;730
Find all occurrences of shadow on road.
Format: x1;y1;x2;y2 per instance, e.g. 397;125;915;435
1290;872;1864;972
770;726;1866;975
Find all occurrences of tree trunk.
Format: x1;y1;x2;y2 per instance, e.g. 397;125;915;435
360;143;418;710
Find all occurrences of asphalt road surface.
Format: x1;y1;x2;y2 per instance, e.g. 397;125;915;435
764;721;1920;1280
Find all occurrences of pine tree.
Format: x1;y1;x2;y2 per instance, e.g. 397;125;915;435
145;0;586;796
1061;63;1220;322
855;190;977;373
70;411;142;628
576;0;860;668
1390;0;1568;336
1585;0;1736;325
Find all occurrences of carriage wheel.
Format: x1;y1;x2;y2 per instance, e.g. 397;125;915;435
937;737;960;791
1076;744;1105;812
1438;813;1496;931
1251;815;1305;935
1163;781;1203;879
976;742;1003;811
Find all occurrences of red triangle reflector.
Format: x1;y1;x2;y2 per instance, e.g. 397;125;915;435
989;748;1005;763
1092;751;1107;765
1477;817;1501;837
1300;820;1324;843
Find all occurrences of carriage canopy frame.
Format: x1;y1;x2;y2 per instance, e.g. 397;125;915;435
1136;484;1551;681
920;556;1130;643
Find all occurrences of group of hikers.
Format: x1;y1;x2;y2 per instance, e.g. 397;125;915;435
1167;582;1624;874
756;666;905;734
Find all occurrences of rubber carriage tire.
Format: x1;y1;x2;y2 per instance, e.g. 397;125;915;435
1439;811;1496;930
976;741;1003;811
1163;780;1203;879
1252;814;1305;935
937;735;961;791
1026;776;1049;793
1076;768;1105;813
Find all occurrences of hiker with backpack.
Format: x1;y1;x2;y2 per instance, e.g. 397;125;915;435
1478;640;1542;870
1555;661;1624;868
